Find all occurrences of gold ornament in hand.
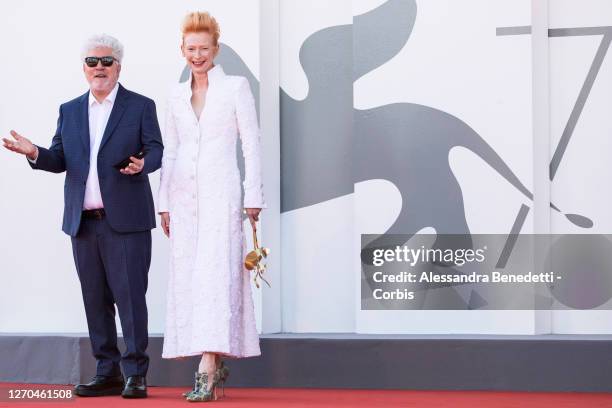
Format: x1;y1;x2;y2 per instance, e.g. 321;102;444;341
244;226;271;288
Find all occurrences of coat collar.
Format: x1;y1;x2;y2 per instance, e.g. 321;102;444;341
181;64;225;97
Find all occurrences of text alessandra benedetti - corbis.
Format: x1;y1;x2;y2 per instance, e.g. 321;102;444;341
372;271;558;283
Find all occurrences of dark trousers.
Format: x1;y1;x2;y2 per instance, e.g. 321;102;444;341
71;215;151;378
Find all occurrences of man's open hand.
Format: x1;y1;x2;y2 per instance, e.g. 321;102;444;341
2;130;37;159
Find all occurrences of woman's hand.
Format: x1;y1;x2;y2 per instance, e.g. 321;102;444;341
160;212;170;237
245;208;261;231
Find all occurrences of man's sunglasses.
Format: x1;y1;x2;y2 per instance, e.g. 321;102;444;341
84;56;117;67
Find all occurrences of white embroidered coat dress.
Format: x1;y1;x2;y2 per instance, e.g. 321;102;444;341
158;65;264;359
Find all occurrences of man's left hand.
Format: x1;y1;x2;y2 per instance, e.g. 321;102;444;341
120;156;144;175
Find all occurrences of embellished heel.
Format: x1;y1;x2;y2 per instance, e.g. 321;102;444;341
183;362;229;400
186;371;220;402
217;361;230;399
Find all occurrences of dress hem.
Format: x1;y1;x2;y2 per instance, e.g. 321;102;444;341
162;349;261;360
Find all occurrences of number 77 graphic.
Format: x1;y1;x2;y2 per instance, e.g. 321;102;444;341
493;26;610;269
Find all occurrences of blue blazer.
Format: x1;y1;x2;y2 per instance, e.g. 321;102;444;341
29;84;164;236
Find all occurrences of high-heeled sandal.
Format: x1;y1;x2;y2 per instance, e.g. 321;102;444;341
186;371;221;402
183;362;230;398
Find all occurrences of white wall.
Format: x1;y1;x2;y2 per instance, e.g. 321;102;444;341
548;0;612;333
354;0;539;334
279;0;356;332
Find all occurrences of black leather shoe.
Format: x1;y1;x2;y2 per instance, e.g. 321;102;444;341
122;375;147;398
74;375;124;397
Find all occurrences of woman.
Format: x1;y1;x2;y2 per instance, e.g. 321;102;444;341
158;11;265;402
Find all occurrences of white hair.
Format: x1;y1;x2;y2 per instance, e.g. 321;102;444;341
81;34;124;63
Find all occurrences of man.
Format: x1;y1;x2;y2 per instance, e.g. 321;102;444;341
2;34;163;398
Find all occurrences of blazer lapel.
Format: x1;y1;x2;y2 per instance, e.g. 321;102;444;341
78;92;90;154
98;84;128;152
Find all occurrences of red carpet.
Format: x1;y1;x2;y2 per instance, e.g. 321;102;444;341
2;384;612;407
